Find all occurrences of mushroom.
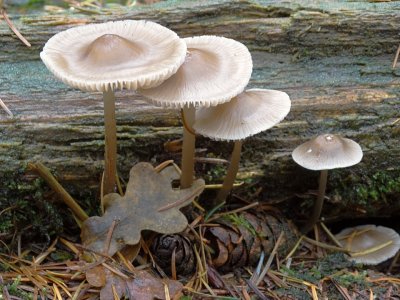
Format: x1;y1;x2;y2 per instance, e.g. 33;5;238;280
291;134;363;233
140;35;253;189
193;89;291;203
40;20;186;195
335;224;400;265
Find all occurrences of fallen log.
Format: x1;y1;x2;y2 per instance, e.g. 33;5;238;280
0;0;399;232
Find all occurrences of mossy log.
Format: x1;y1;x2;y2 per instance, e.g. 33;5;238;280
0;0;399;226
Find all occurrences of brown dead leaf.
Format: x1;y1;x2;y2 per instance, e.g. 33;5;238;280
86;265;106;287
100;269;183;300
81;162;204;256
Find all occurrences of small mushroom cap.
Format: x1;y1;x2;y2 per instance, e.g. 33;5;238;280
139;35;253;108
335;225;400;265
40;20;186;92
292;134;363;171
193;89;291;141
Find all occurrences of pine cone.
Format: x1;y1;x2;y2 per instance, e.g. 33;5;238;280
151;234;195;277
205;211;299;273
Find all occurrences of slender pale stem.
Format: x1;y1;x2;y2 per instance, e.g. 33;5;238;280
103;90;117;195
180;105;196;189
302;169;328;233
216;140;243;203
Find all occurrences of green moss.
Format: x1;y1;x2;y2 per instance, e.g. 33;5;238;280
330;169;400;210
0;168;65;249
0;276;33;300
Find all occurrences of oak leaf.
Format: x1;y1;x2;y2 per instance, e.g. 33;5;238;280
81;162;204;256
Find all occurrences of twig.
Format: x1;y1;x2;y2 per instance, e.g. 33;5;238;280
1;9;31;47
0;98;13;117
28;162;89;222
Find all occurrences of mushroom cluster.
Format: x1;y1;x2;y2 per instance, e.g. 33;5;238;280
42;22;292;202
41;19;370;246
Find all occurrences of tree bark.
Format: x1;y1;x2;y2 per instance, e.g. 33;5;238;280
0;0;399;222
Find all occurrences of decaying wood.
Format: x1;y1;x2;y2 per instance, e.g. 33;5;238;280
0;0;399;221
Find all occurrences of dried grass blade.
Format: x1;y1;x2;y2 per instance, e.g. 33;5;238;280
331;278;352;300
46;273;72;298
59;237;80;255
53;283;63;300
34;238;58;265
101;262;129;280
245;279;268;300
1;9;31;47
320;222;342;247
71;280;86;300
116;251;136;273
393;44;400;69
311;285;319;300
112;284;120;300
303;236;350;253
0;98;13;117
155;160;174;172
207;202;259;222
351;240;393;257
255;232;284;286
164;282;171;300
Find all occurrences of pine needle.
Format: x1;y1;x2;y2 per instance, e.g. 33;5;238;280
1;9;31;47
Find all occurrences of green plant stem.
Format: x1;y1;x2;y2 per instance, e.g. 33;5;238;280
302;169;328;233
180;105;196;189
28;162;89;222
103;90;117;195
215;140;243;203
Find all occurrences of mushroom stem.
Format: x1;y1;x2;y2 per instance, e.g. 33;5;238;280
302;169;328;233
216;140;243;203
180;105;196;189
103;90;117;195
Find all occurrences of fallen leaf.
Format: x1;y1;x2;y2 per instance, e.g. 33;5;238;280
81;162;204;256
100;269;183;300
86;265;106;287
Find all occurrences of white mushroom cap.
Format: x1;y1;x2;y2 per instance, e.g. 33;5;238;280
292;134;363;171
139;35;253;108
193;89;291;141
40;20;187;92
335;225;400;265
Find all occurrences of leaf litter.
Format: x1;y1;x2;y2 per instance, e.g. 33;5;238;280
1;161;399;299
